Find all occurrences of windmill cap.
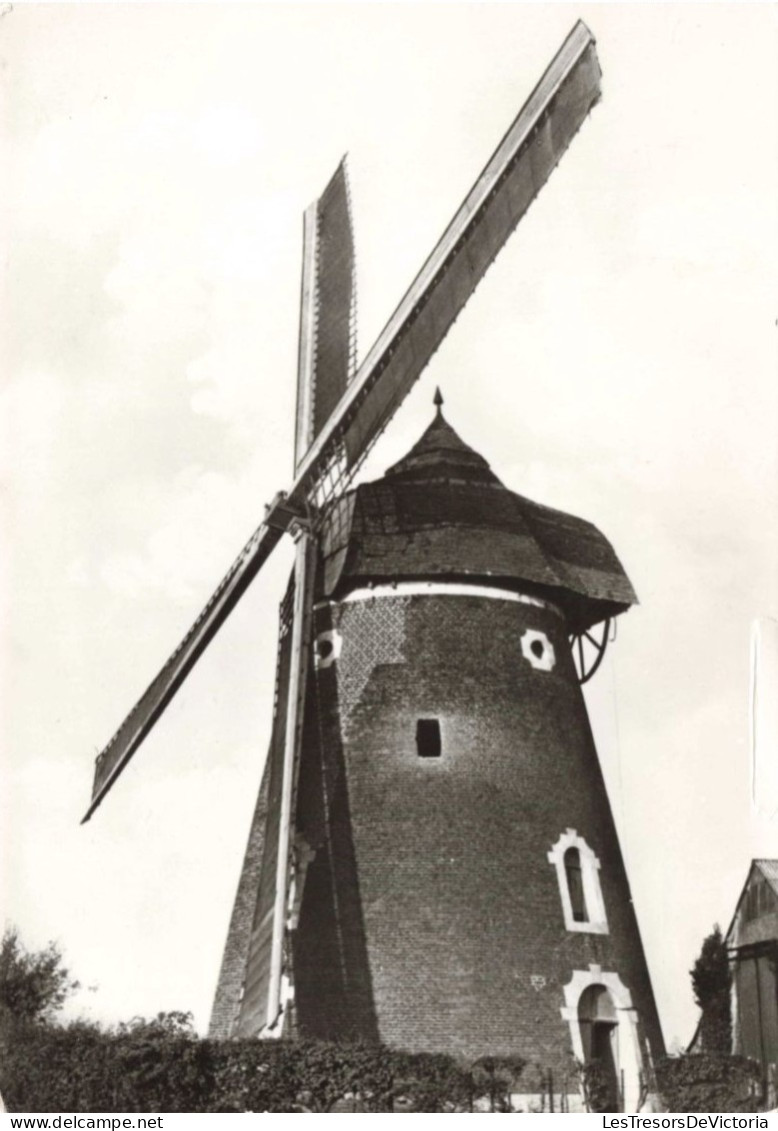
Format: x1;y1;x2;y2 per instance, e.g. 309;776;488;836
384;409;499;487
320;407;637;632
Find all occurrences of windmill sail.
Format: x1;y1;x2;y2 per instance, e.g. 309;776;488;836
208;753;273;1039
83;520;284;821
84;164;355;821
234;580;295;1034
85;20;601;823
236;532;314;1034
295;160;356;472
296;19;601;506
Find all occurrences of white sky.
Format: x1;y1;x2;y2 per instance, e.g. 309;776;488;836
2;3;777;1053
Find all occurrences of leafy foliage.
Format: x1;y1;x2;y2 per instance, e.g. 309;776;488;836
579;1057;619;1113
199;1038;483;1112
690;925;732;1054
0;930;764;1114
0;1021;527;1113
2;928;767;1115
656;1054;763;1113
0;1013;211;1114
5;1018;767;1114
469;1055;526;1111
0;927;79;1027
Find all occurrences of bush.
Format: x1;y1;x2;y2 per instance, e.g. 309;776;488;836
110;1015;213;1113
0;1014;212;1113
0;928;78;1027
580;1058;619;1113
656;1054;763;1113
200;1038;487;1112
0;1023;500;1113
0;928;522;1113
1;1020;106;1113
690;926;732;1055
208;1038;397;1112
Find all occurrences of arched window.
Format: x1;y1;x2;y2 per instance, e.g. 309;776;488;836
548;830;608;934
565;847;586;922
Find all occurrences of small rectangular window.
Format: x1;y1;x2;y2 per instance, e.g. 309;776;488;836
416;718;441;758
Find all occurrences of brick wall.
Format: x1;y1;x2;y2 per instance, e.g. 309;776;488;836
292;590;664;1069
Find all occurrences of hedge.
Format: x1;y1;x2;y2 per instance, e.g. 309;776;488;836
3;1018;769;1113
0;1017;211;1114
655;1054;764;1113
0;1017;525;1113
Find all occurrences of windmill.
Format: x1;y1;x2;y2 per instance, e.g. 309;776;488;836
85;21;663;1109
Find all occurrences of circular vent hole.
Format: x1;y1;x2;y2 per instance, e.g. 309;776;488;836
530;639;545;659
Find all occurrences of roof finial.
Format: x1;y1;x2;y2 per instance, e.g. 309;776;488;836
433;387;444;416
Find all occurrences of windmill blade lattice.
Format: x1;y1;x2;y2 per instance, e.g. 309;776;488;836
84;19;602;823
82;519;286;822
297;20;601;512
295;159;357;474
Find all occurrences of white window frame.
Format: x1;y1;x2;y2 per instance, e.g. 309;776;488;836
548;828;608;934
521;627;556;672
313;629;342;670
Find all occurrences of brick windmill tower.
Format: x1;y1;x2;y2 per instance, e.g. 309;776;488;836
84;22;663;1112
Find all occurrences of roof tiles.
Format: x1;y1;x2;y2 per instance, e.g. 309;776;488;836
320;412;637;632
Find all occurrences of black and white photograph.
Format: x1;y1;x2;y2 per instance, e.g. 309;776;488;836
2;1;777;1115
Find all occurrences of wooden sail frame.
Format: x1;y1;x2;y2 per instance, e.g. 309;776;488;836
85;24;608;1040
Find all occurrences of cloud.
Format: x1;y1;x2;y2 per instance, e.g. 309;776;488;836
1;369;68;494
88;466;259;604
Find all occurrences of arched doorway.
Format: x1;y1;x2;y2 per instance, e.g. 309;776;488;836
561;965;644;1112
578;984;620;1111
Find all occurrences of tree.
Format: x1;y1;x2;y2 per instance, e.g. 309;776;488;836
0;927;79;1028
691;924;731;1055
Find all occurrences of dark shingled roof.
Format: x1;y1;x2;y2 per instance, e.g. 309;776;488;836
320;411;637;632
385;411;499;485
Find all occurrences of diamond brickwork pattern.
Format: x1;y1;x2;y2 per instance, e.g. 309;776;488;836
330;597;409;735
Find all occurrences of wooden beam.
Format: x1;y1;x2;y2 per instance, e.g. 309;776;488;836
265;527;315;1031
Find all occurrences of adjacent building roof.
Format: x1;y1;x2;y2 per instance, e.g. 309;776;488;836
721;858;778;950
319;409;637;632
754;859;778;897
